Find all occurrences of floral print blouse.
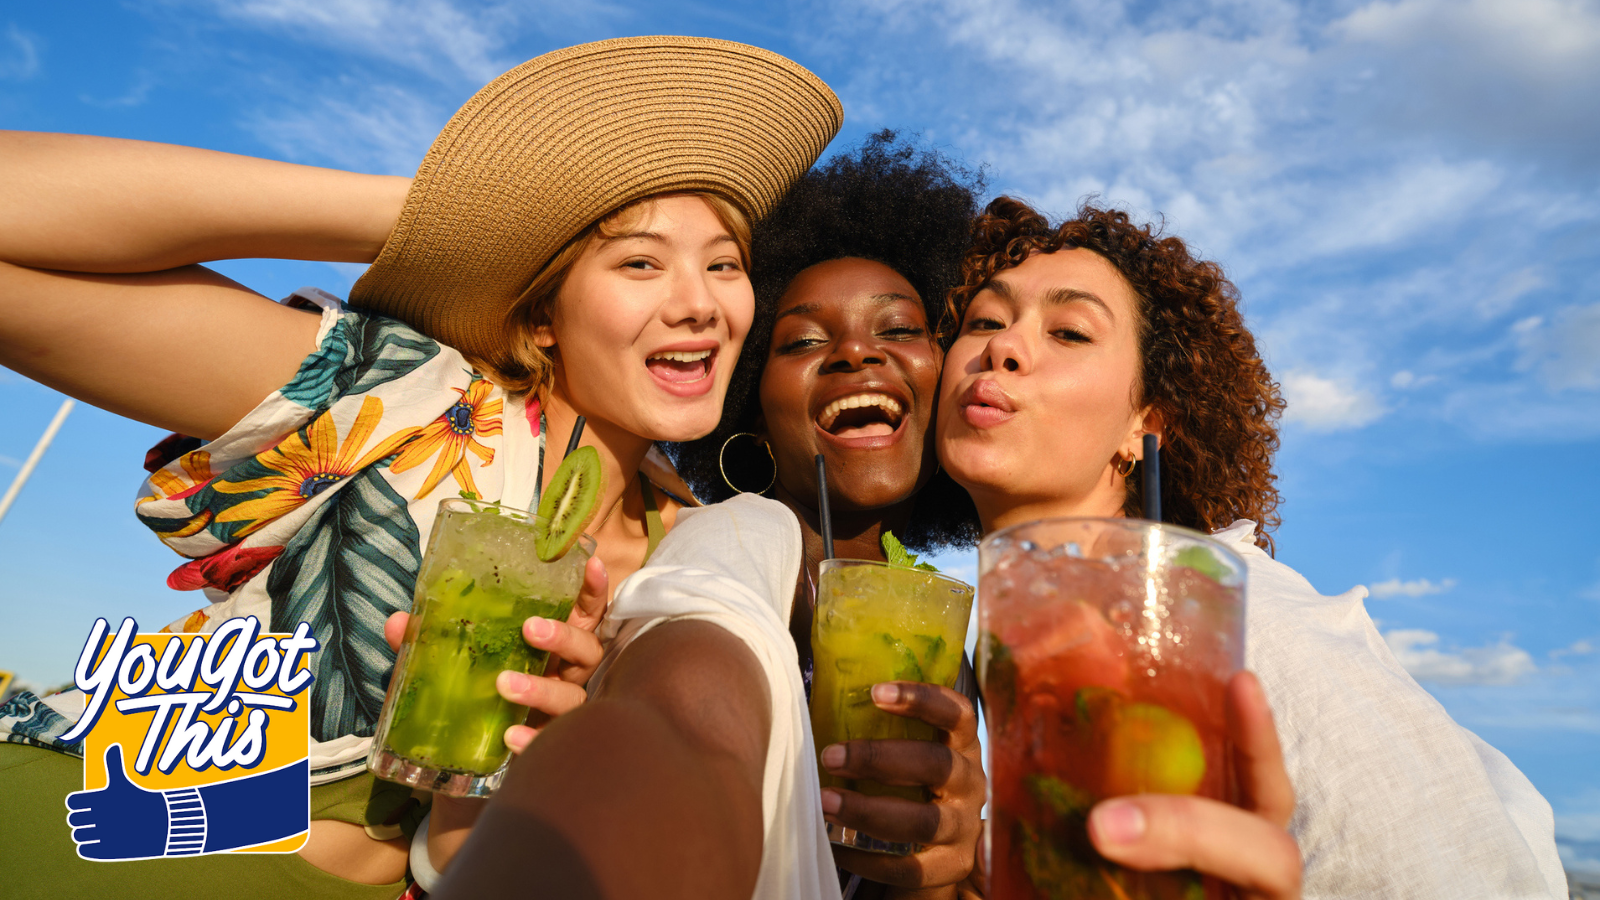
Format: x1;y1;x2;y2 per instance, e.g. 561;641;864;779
130;288;547;779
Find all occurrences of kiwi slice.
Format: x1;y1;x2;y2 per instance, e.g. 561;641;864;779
535;446;606;561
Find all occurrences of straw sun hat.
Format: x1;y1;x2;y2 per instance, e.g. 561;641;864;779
348;35;844;367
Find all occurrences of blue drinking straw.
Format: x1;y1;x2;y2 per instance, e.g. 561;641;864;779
815;453;835;559
1143;432;1162;522
563;415;587;460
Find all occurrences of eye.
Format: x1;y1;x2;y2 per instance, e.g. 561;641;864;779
709;260;744;273
965;316;1004;332
879;324;926;340
775;335;826;354
1052;327;1091;343
621;258;658;271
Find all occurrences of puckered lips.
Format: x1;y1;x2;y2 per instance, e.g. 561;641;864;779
957;377;1017;429
645;341;719;398
812;381;910;449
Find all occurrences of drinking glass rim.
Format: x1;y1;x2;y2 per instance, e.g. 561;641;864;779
819;556;973;592
978;515;1245;575
434;496;598;557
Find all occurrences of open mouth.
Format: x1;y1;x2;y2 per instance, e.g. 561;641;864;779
645;348;714;384
816;392;905;439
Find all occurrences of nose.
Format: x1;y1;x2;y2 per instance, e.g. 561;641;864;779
822;334;885;372
981;323;1030;374
661;267;720;328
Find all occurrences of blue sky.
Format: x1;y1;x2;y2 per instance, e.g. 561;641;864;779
2;0;1597;875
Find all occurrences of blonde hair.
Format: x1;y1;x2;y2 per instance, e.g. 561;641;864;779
474;192;753;397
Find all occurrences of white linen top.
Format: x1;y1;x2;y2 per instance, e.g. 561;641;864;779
1221;520;1568;898
592;494;842;900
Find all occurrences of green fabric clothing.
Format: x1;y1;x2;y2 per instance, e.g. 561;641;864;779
641;474;665;563
0;743;410;900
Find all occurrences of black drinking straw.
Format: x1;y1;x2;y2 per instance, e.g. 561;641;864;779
563;415;587;460
1142;432;1163;523
815;453;835;559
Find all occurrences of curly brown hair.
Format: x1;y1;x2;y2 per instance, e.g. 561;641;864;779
949;197;1285;551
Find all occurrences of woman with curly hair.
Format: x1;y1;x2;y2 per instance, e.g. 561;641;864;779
938;197;1566;897
672;132;987;899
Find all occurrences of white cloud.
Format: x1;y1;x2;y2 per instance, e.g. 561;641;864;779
1515;303;1600;391
1552;639;1596;660
1370;577;1456;599
1384;629;1536;685
201;0;522;83
1330;0;1600;169
1280;371;1386;431
243;83;445;175
830;0;1600;445
1557;789;1600;875
0;23;39;81
1559;789;1600;841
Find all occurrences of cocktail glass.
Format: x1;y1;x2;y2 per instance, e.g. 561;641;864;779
978;518;1246;899
810;558;976;855
368;498;593;798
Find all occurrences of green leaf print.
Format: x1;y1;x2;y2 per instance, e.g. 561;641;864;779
266;467;421;742
280;313;441;411
340;315;442;398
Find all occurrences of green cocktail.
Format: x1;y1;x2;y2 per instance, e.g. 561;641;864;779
810;558;975;855
369;498;592;798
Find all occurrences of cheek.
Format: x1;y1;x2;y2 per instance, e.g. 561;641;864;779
758;367;807;439
938;343;978;405
724;284;756;343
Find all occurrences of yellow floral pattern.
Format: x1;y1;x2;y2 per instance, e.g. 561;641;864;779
212;395;418;536
388;378;503;499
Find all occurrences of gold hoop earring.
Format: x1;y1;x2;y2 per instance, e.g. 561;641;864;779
1115;456;1137;477
719;432;778;495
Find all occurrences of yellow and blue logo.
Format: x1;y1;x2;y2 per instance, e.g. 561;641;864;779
59;616;318;861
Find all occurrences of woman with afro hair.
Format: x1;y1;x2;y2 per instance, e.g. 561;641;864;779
672;132;989;898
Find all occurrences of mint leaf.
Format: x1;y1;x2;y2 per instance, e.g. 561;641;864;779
881;530;914;568
459;490;480;501
881;530;940;570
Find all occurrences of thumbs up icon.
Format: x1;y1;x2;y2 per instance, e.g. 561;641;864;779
65;744;174;861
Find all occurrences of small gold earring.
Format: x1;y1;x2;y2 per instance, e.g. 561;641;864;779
1115;456;1137;477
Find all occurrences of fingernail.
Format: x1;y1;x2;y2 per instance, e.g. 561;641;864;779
525;617;554;642
820;790;842;815
821;744;846;769
871;682;901;705
1092;800;1146;844
505;728;531;754
498;670;531;694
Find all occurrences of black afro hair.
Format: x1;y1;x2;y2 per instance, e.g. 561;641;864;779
666;130;983;552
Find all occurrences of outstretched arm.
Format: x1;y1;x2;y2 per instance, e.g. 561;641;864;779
433;620;771;900
0;131;409;438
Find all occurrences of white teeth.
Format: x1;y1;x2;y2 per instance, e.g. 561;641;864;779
817;393;905;430
648;349;713;363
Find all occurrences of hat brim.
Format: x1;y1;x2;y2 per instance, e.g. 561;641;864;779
348;36;843;367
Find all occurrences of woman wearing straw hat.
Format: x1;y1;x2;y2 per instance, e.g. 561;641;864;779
0;36;842;897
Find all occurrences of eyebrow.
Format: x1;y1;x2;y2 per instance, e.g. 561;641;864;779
774;292;918;322
984;277;1115;322
599;232;737;250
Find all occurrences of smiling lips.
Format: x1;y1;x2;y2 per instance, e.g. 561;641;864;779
817;392;905;439
646;348;713;384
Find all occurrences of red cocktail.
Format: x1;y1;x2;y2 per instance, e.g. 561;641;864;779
978;518;1246;899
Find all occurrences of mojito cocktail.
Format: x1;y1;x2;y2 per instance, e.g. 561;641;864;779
979;518;1245;900
810;558;975;854
369;498;592;798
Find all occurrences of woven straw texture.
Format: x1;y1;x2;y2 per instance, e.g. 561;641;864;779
348;35;843;366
